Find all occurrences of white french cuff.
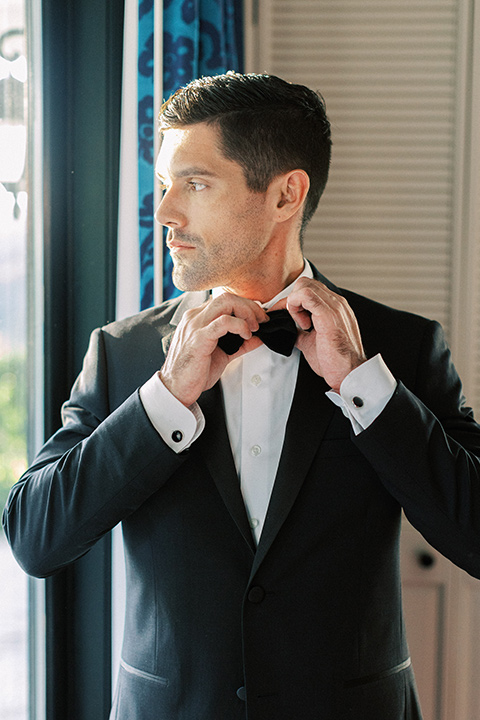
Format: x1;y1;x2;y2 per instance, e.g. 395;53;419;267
325;354;397;435
139;372;205;452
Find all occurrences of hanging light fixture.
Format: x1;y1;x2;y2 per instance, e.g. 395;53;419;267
0;28;26;218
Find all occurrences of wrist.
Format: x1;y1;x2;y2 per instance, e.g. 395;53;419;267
159;369;202;408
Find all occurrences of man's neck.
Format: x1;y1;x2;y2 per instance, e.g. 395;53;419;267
214;259;311;307
221;258;306;304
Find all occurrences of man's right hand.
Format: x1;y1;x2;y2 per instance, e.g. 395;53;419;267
159;294;269;406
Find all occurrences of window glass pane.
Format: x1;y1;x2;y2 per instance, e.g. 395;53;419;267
0;0;35;717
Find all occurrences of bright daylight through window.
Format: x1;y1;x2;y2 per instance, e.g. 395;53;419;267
0;0;39;717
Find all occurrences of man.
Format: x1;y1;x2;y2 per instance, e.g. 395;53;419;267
4;72;480;720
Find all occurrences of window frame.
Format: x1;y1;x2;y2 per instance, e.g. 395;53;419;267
41;0;123;716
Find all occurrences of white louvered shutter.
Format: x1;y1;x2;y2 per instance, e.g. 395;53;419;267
246;0;480;411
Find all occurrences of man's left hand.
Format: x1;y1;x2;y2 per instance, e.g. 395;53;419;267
285;277;367;392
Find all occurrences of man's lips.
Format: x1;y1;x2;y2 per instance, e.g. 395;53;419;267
167;239;196;252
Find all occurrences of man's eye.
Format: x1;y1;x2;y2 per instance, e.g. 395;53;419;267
188;181;207;192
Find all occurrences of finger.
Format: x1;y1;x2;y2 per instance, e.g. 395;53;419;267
289;277;343;308
201;293;269;332
268;297;288;312
228;335;264;359
286;294;316;330
287;284;329;315
217;333;265;358
210;314;257;345
287;282;354;329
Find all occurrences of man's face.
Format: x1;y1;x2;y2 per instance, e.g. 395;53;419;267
155;122;273;293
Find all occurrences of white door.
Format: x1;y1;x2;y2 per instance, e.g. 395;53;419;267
401;518;480;720
401;519;456;720
246;1;480;717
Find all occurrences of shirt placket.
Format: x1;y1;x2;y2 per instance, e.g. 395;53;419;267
240;347;274;543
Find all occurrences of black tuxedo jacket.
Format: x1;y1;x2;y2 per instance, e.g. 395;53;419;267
4;268;480;720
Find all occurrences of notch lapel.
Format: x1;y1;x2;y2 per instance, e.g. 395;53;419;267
159;290;255;553
251;356;336;575
197;383;256;555
161;291;209;356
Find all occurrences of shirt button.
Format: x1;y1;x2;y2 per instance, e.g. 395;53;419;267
250;445;262;457
352;396;364;408
250;518;259;529
171;430;183;443
250;374;262;387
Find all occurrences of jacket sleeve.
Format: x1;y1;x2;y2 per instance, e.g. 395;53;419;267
2;327;187;578
354;319;480;577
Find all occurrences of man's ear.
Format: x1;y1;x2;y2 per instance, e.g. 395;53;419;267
273;169;310;221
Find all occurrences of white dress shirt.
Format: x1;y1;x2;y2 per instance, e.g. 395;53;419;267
140;262;396;543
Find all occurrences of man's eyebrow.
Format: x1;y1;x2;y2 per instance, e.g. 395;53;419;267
155;167;219;181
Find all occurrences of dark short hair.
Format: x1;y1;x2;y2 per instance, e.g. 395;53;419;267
159;72;332;232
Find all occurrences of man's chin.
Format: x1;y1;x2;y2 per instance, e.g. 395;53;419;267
171;267;210;293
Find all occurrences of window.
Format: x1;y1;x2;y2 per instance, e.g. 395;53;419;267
0;0;43;717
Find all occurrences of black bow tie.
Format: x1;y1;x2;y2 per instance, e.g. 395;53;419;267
217;309;297;357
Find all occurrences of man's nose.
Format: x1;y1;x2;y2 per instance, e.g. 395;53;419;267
155;188;185;228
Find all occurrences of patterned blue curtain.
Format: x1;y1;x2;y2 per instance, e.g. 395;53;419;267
137;0;244;310
138;0;156;310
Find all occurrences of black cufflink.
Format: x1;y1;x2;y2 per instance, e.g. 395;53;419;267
171;430;183;443
352;396;364;408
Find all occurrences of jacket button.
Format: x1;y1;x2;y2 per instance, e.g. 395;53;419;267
236;686;246;701
247;586;265;603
